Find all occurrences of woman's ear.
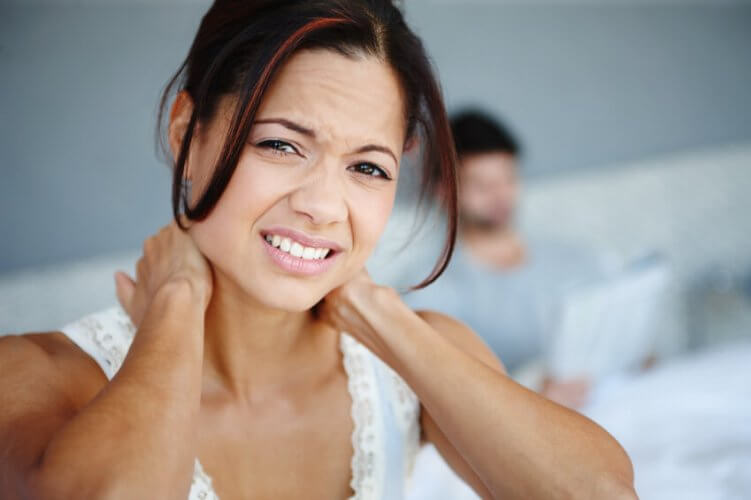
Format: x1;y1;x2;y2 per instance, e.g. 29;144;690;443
168;90;196;179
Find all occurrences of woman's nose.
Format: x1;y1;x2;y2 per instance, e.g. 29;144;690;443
288;164;348;226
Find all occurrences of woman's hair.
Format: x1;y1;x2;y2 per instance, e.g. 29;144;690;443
156;0;458;289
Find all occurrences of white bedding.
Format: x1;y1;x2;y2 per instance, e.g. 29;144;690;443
408;341;751;500
586;341;751;500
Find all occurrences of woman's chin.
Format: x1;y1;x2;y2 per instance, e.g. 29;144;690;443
273;297;321;313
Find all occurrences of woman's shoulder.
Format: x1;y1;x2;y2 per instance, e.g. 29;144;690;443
0;330;110;492
0;330;109;415
0;305;135;388
414;310;507;375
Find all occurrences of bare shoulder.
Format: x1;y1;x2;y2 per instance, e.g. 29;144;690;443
414;309;506;374
2;331;79;362
0;331;106;379
0;332;107;496
0;331;107;422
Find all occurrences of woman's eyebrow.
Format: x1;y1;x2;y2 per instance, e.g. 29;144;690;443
254;117;397;164
254;118;315;137
353;144;398;165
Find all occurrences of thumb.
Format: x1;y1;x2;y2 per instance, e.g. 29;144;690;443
114;271;136;313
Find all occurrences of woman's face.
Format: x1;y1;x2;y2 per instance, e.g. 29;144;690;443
174;49;406;311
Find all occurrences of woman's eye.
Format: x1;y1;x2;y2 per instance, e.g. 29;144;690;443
348;163;391;180
257;139;298;155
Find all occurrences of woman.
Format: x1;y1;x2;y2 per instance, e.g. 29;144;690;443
0;1;637;499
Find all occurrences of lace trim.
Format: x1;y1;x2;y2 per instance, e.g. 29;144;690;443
190;460;219;500
60;306;135;378
389;370;421;481
340;332;381;500
59;308;420;500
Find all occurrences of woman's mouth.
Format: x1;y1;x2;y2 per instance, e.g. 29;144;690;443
260;230;340;276
264;233;332;260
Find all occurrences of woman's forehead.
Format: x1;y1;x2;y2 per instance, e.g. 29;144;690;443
254;49;407;149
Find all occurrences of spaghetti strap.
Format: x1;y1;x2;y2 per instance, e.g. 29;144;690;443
58;307;421;499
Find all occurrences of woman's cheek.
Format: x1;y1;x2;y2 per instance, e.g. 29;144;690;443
188;211;241;271
187;169;262;270
350;192;395;261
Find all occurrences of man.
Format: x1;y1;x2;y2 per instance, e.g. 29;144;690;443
405;110;603;408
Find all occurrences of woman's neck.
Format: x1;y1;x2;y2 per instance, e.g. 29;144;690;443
201;269;334;404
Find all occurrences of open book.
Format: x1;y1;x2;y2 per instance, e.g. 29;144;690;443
545;254;670;380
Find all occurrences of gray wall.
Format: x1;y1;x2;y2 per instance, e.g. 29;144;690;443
1;1;750;273
1;5;204;273
404;2;751;176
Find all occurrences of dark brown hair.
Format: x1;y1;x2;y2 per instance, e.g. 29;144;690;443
156;0;457;289
451;109;521;159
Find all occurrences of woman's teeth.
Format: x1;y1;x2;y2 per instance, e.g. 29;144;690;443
265;234;331;260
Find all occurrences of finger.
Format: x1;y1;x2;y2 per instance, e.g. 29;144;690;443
568;387;589;406
114;271;136;312
572;395;588;409
135;256;146;283
572;382;590;396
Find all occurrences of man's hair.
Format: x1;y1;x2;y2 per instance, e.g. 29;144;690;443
449;109;521;159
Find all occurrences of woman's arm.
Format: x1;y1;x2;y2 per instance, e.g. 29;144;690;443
319;273;637;500
410;309;635;499
0;222;212;500
0;283;205;500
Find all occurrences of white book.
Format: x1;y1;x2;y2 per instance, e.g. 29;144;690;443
545;255;670;380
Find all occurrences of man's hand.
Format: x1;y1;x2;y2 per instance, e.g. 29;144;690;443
541;376;591;409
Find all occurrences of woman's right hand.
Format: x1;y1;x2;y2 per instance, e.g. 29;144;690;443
114;219;213;328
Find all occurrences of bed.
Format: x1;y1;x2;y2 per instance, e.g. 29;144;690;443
407;339;751;500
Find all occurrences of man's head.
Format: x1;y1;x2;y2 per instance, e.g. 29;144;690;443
451;110;521;232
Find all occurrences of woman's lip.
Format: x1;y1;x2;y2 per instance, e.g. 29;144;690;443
260;226;344;252
261;234;340;276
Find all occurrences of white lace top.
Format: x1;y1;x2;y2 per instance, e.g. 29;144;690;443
59;306;422;499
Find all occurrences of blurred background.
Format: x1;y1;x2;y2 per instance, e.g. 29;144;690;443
1;0;750;498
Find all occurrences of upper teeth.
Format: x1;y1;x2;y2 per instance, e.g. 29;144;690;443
265;234;331;260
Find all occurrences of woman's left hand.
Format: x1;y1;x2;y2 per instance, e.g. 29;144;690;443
315;268;402;364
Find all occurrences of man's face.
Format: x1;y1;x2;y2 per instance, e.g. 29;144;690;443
457;151;519;231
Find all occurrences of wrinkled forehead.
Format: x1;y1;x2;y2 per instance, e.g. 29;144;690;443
254;48;407;153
